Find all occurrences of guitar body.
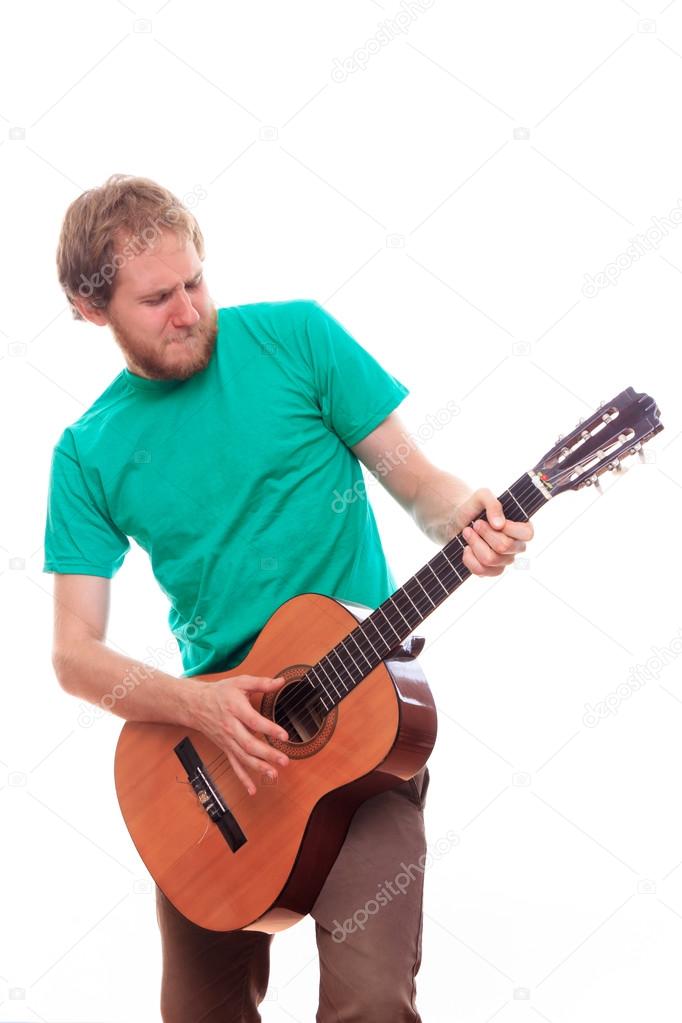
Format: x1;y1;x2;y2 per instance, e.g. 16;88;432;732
114;592;438;932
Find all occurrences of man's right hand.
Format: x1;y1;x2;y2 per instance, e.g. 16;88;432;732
188;674;291;796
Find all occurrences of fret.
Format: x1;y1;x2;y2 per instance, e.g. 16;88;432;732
413;576;437;608
324;651;348;692
424;563;449;596
505;486;529;519
388;595;416;631
310;667;333;712
415;579;438;606
317;657;344;699
378;599;404;632
340;634;368;674
401;584;424;619
349;626;380;664
361;615;393;658
392;593;422;629
430;563;458;595
393;596;416;629
310;663;330;694
439;550;463;582
335;642;363;686
375;605;402;641
325;648;353;690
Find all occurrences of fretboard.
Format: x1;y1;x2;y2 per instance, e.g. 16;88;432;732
310;472;550;712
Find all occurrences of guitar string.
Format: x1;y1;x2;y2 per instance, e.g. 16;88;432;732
256;475;545;728
207;447;635;782
206;474;548;779
208;437;646;785
188;424;649;785
204;474;548;780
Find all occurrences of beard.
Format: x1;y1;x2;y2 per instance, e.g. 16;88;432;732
110;302;218;382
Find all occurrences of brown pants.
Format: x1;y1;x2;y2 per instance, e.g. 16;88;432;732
156;766;430;1022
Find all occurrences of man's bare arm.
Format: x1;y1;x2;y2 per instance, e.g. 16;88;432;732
51;574;289;794
52;574;187;721
350;410;533;574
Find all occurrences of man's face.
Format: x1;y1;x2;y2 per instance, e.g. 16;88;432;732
102;230;217;381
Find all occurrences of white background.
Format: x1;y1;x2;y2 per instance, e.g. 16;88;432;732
1;1;681;1020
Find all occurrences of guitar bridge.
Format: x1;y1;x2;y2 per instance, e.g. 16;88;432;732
174;737;247;853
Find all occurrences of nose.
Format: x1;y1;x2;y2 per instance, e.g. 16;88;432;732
170;286;200;328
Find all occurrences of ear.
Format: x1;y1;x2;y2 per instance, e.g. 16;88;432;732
71;295;110;326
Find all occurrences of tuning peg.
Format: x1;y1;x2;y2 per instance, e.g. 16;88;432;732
586;473;604;494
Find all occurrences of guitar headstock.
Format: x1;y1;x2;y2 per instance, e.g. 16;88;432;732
532;386;663;496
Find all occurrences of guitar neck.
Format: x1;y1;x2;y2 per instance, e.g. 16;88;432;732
312;471;551;712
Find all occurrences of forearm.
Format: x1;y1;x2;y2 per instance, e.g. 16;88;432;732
410;469;474;546
53;639;291;794
53;639;201;727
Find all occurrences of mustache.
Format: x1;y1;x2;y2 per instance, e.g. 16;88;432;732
165;310;216;347
165;326;205;345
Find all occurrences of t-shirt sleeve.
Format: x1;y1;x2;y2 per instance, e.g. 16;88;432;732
301;300;410;447
42;428;130;578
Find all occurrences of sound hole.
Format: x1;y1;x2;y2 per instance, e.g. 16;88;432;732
273;679;326;744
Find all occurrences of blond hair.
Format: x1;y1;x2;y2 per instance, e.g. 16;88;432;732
56;174;205;320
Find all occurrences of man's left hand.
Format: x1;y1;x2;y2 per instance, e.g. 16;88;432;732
451;487;534;577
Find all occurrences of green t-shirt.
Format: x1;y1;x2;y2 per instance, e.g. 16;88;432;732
43;299;409;677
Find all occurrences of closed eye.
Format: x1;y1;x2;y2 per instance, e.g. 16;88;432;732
142;276;202;305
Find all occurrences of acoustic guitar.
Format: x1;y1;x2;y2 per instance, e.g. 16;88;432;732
114;386;662;932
